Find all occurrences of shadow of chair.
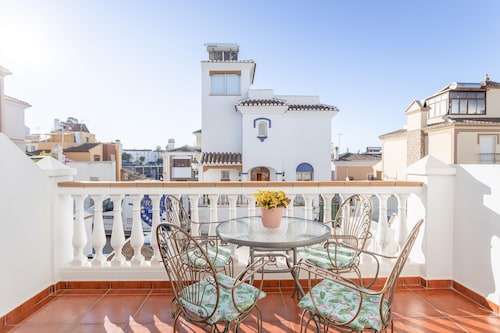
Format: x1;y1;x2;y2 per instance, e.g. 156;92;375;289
164;195;234;276
294;218;424;333
156;222;269;332
298;194;374;286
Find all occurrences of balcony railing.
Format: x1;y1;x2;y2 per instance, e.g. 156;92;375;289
56;181;424;281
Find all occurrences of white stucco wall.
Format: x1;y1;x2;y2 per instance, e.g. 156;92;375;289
241;110;332;181
201;61;255;153
454;165;500;307
70;161;116;181
427;131;454;164
0;134;51;316
381;136;407;180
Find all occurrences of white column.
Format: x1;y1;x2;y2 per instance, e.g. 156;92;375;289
150;194;161;263
227;194;239;220
71;194;88;266
395;193;410;251
304;194;315;220
110;194;126;266
321;194;334;222
375;194;390;253
91;194;107;266
130;194;145;265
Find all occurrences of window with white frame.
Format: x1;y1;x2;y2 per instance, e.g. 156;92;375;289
220;170;230;181
254;118;271;142
211;73;240;95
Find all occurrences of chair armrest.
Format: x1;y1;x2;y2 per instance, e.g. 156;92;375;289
294;259;384;297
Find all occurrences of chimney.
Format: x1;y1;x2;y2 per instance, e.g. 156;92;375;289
0;65;12;133
167;138;175;151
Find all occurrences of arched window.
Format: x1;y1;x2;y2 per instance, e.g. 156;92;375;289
253;118;271;142
296;162;314;181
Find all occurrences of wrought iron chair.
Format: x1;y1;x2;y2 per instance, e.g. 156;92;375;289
156;222;268;332
164;195;234;276
294;219;424;333
298;194;374;286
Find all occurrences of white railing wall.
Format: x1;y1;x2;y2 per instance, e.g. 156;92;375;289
57;181;425;281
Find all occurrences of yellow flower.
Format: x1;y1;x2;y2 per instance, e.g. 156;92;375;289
254;190;291;209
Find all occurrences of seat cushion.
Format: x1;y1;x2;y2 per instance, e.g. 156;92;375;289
298;245;358;269
179;273;266;324
297;279;388;331
186;244;232;268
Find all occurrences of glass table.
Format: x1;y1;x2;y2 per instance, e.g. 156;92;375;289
216;216;331;284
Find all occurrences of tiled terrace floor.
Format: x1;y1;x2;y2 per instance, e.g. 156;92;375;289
2;286;500;333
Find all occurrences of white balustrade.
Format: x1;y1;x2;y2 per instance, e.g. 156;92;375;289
57;181;424;279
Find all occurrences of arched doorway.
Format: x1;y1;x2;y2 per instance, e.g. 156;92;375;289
250;167;270;181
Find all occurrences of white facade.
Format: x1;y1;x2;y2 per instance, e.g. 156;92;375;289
0;65;31;151
69;161;117;181
123;149;162;164
200;43;338;181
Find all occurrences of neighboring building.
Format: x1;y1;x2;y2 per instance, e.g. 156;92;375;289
123;148;163;165
162;138;201;181
200;43;338;182
31;119;122;181
333;147;382;180
380;74;500;180
0;65;32;151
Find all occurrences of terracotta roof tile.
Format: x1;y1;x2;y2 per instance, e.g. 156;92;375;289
63;143;100;152
236;98;338;112
288;104;338;111
201;152;242;165
338;152;382;162
236;98;287;107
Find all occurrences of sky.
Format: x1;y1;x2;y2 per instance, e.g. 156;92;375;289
1;1;500;152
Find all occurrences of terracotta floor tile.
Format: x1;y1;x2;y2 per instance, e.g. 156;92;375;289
450;315;500;333
131;294;176;324
7;324;72;333
413;289;494;316
394;316;467;332
392;290;444;318
79;295;147;325
4;287;499;333
20;295;102;325
70;323;128;332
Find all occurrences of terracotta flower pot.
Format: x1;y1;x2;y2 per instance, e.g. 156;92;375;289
260;207;283;228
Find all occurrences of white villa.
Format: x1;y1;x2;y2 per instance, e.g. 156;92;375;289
0;65;31;152
199;43;338;182
381;74;500;180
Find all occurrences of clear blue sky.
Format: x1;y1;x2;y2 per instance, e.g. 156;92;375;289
2;1;500;152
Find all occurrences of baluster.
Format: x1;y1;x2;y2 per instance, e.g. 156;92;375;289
149;194;161;263
71;194;88;266
188;194;201;235
110;194;126;266
208;194;219;235
286;194;295;217
303;194;315;220
375;194;389;253
395;193;409;252
91;194;107;266
247;195;256;216
130;194;145;265
227;194;238;220
321;194;334;223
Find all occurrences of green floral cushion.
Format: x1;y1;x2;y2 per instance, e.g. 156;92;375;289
298;245;357;269
186;244;232;268
298;279;388;331
179;273;266;324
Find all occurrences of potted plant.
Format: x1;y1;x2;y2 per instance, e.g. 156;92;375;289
254;190;291;228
